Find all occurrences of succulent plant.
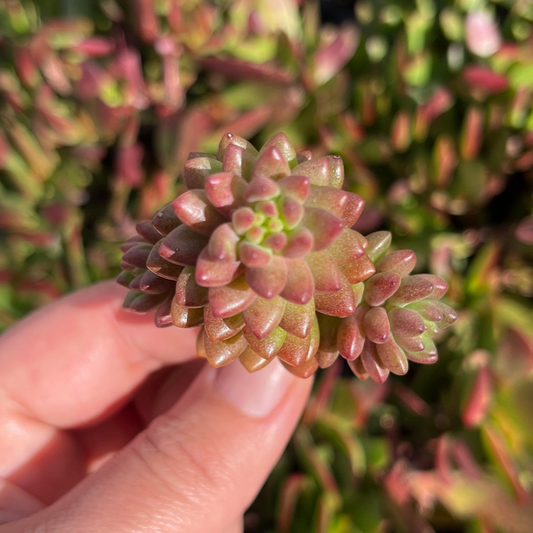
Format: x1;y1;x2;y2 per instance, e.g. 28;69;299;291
316;232;458;383
118;132;456;380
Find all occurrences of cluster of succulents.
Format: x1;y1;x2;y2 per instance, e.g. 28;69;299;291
119;132;456;381
343;0;533;221
2;0;533;531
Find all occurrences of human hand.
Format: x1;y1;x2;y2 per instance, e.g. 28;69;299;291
0;281;312;532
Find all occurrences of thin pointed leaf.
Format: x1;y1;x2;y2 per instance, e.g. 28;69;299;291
217;132;258;161
205;172;247;217
146;240;185;280
239;242;271;268
292;156;343;187
280;258;315;304
364;307;391;344
252;145;291;181
208;276;257;318
245;255;287;299
154;294;173;327
365;231;392;262
207;224;239;262
364;272;402;307
284;227;314;258
376;337;409;375
278;175;310;202
305;250;342;292
159;225;209;266
152;203;182;236
303;208;344;251
184;155;223;189
222;142;256;180
244;326;287;360
239;347;272;372
175;266;209;308
342;255;376;284
244;175;280;202
337;306;366;360
258;133;296;167
329;229;367;267
136;220;162;244
171;300;204;328
243;295;287;339
279;299;315;339
315;273;356;317
204;307;245;342
388;275;435;306
361;340;389;384
172;190;226;236
203;330;248;368
123;244;151;268
376;250;417;277
195;249;241;288
139;270;175;295
389;308;428;337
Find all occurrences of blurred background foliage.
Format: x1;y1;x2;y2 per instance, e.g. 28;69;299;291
1;0;533;531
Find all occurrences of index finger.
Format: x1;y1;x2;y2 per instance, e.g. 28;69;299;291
0;281;199;428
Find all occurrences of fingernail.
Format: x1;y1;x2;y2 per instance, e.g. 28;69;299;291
216;358;294;418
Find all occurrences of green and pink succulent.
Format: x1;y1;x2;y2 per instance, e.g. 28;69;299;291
118;132;456;381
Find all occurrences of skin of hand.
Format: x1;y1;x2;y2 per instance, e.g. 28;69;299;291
0;281;313;533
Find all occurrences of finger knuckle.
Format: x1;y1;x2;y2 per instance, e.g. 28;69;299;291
131;412;225;496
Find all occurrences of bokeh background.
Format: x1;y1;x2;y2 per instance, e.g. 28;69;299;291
1;0;533;531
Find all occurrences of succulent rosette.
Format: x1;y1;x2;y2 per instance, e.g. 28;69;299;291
118;132;456;380
319;231;458;383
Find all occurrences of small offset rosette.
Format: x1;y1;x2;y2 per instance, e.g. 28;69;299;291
316;231;457;383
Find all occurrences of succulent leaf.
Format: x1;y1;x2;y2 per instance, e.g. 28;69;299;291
245;255;287;299
239;347;271;373
152;204;182;236
172;190;226;236
159;225;209;266
205;172;247;217
209;276;257;318
242;295;286;339
281;258;315;305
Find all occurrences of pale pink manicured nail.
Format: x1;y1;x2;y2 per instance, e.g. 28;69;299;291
216;358;293;418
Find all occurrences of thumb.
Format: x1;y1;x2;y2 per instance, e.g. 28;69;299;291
20;359;312;533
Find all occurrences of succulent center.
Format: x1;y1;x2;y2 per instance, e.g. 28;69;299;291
231;186;303;262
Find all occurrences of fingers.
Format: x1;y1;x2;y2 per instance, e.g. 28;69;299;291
0;280;199;428
0;480;45;525
133;360;206;425
0;281;198;505
19;360;313;533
